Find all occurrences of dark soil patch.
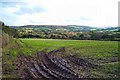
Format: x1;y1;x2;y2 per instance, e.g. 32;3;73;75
15;48;100;79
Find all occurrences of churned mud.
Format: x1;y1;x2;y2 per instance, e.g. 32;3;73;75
16;48;99;79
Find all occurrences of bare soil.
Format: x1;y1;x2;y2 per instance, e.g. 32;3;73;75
16;48;99;79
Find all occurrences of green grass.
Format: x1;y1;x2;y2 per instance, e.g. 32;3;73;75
19;38;119;78
92;62;119;78
2;38;20;78
19;39;118;58
3;38;119;78
102;62;119;74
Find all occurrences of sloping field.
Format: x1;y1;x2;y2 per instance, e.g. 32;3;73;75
17;39;119;78
3;39;119;78
20;39;118;58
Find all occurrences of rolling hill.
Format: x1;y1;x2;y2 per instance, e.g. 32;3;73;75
10;25;118;32
10;25;95;32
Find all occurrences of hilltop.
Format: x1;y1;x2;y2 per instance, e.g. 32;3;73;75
10;25;118;32
10;25;94;32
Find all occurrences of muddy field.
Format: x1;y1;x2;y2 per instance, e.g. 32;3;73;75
15;48;100;79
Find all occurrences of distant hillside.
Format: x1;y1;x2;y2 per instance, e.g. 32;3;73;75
10;25;95;32
98;27;119;31
10;25;118;32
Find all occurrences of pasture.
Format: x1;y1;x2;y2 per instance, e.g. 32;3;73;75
3;38;119;78
20;39;118;59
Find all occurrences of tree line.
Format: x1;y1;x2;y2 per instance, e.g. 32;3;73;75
17;29;120;41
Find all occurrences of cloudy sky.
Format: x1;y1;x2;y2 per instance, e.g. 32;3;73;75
0;0;119;27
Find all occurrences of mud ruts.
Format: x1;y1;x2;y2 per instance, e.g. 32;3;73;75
17;48;98;79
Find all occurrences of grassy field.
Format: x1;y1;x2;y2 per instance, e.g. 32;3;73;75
19;39;119;78
3;38;119;78
19;39;118;58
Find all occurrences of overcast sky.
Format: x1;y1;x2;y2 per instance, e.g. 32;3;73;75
0;0;119;27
